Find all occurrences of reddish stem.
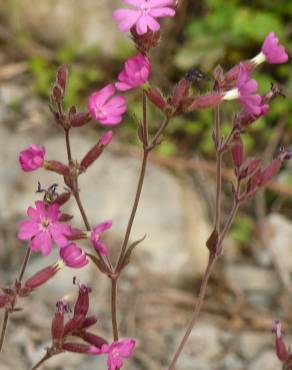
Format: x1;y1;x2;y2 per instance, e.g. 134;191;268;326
0;310;9;353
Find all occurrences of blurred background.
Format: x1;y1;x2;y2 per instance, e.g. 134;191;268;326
0;0;291;369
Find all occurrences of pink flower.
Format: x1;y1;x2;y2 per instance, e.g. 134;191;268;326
90;221;112;255
261;32;289;64
97;339;136;370
60;243;89;268
113;0;176;36
88;85;127;126
115;54;152;91
18;201;71;256
223;64;262;116
19;144;45;172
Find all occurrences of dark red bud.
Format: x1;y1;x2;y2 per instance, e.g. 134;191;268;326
52;192;71;206
44;160;69;176
57;65;68;92
246;169;262;195
58;213;73;222
70;112;91;127
78;331;108;348
239;158;261;180
171;79;191;109
25;263;61;290
206;228;219;256
74;284;89;318
214;64;224;83
62;342;92;354
231;134;244;169
52;84;63;103
67;228;87;241
51;301;65;343
186;92;222;111
260;158;282;186
130;26;160;53
220;61;254;90
145;86;167;112
0;294;10;309
63;315;84;337
81;315;98;329
272;321;290;362
79;134;112;173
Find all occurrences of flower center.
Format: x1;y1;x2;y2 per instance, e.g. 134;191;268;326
112;348;119;358
140;2;151;14
40;217;50;229
96;107;106;119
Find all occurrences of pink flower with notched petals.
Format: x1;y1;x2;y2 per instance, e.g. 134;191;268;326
113;0;176;36
115;54;151;91
19;144;45;172
93;339;135;370
88;85;127;126
223;64;262;116
18;201;71;256
90;221;112;255
261;32;289;64
60;243;89;268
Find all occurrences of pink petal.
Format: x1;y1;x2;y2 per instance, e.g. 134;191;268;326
18;220;39;240
27;206;39;221
148;0;175;6
50;225;69;247
115;82;132;91
93;221;113;234
30;232;52;255
149;7;176;17
144;14;160;32
136;15;149;35
35;201;46;218
99;115;124;126
94;241;109;255
123;0;144;6
47;203;60;221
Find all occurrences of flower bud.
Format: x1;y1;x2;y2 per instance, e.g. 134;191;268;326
63;315;84;337
171;78;191;114
57;65;68;93
239;158;261;180
44;160;69;176
78;331;108;348
79;132;112;172
74;283;90;318
272;320;291;362
19;144;45;172
81;315;98;330
231;133;244;169
52;192;71;206
51;84;64;103
145;86;168;112
260;158;282;186
186;92;223;111
51;300;65;344
130;26;160;53
25;262;63;290
62;342;93;354
70;112;91;127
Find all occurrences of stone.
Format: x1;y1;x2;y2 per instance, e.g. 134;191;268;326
236;331;271;360
1;0;133;57
248;351;281;370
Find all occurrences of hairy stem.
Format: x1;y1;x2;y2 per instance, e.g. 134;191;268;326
168;255;216;370
64;129;72;162
0;310;9;353
214;105;222;232
30;352;53;370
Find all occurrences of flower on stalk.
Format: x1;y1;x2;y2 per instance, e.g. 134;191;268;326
252;32;289;66
115;54;151;91
113;0;176;36
88;85;127;126
90;221;112;255
95;339;136;370
19;144;45;172
18;201;71;256
223;63;262;115
60;243;89;268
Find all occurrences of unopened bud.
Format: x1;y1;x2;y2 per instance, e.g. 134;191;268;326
63;315;84;337
44;160;69;176
74;283;90;318
57;65;68;93
239;158;261;180
145;86;168;112
130;27;160;53
52;84;63;103
81;315;98;330
62;342;93;354
67;228;87;241
186;92;222;111
231;133;244;169
51;300;65;343
70;112;91;127
78;331;108;348
79;132;112;172
171;78;191;113
58;213;73;222
246;169;262;195
260;158;282;186
52;192;71;206
25;262;63;290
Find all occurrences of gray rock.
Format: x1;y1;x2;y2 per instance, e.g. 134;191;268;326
2;0;133;57
236;331;271;360
248;351;281;370
219;354;244;370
